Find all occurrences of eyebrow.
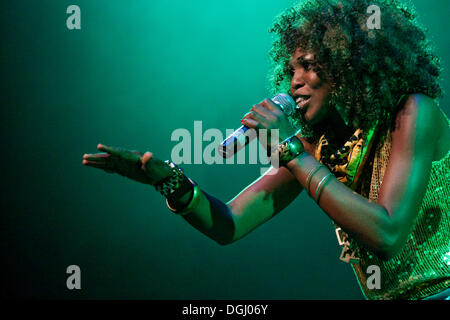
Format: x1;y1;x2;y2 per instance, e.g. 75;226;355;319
289;55;316;68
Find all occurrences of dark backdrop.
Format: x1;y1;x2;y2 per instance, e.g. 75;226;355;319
1;0;449;299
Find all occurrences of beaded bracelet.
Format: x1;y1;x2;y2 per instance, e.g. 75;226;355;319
154;160;192;199
153;160;199;215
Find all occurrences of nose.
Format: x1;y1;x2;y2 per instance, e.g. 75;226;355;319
290;69;306;93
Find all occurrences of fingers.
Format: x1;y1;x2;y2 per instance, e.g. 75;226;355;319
241;99;283;130
83;153;110;162
97;143;142;163
83;151;115;172
241;117;260;129
241;108;268;129
252;104;277;121
82;159;114;173
97;144;125;157
260;98;282;113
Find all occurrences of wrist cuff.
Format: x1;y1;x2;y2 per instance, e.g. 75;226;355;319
272;134;305;167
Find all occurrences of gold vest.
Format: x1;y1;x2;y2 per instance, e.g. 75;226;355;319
346;111;450;299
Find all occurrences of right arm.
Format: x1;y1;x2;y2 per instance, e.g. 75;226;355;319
175;165;303;245
82;144;303;245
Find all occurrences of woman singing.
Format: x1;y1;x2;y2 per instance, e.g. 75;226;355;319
82;0;450;300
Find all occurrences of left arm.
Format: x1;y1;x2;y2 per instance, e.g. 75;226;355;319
286;94;440;260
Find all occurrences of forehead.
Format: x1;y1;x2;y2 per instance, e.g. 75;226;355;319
289;48;315;65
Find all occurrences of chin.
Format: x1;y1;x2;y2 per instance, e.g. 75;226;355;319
302;113;316;126
303;105;317;124
305;114;317;125
307;101;331;126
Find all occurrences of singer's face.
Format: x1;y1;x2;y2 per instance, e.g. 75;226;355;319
289;48;332;126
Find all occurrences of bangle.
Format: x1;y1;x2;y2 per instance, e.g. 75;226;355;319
314;173;333;203
305;164;325;194
166;179;201;216
272;134;305;167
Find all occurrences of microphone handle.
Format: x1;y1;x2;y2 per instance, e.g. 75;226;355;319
218;125;255;159
218;93;295;159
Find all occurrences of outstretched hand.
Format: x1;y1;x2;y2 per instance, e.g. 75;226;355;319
82;144;172;186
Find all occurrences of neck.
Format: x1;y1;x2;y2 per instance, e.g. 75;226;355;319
311;106;355;145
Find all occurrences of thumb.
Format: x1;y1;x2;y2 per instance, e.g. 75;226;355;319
141;152;153;172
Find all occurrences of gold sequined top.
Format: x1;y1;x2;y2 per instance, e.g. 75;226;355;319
348;110;450;300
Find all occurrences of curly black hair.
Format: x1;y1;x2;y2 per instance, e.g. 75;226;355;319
268;0;442;140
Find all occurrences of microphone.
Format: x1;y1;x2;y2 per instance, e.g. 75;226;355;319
218;93;296;158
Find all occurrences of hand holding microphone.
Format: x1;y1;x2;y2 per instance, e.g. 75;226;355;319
218;93;298;158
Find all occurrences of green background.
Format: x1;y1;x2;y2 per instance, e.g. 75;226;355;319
1;0;449;299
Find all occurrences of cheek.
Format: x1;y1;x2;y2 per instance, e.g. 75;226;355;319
305;72;323;89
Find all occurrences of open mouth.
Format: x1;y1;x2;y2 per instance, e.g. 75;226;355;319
295;95;311;109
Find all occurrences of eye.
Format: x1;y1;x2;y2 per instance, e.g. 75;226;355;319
288;66;295;76
300;60;315;71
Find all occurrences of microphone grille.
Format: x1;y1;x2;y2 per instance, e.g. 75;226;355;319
272;93;296;116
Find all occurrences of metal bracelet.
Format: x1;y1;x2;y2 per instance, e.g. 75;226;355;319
305;164;326;194
166;179;200;216
314;173;333;203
